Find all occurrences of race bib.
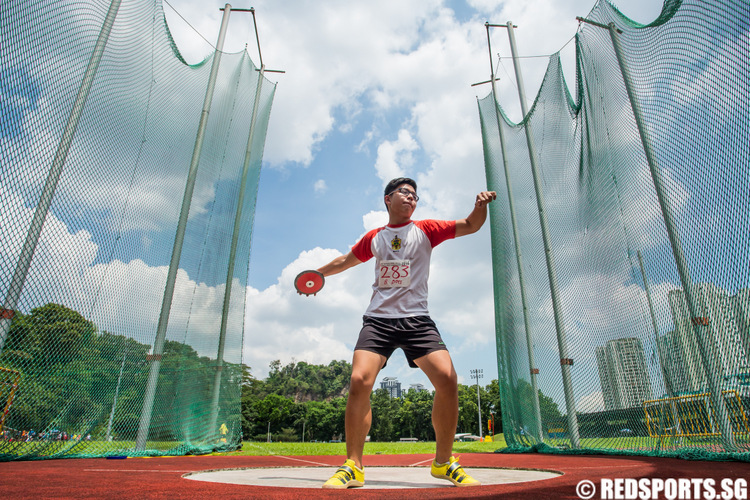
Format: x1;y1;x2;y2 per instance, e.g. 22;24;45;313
378;260;411;288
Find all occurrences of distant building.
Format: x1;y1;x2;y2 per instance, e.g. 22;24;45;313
732;288;750;368
657;330;689;395
380;377;402;398
409;383;426;393
668;288;709;392
596;337;652;410
668;284;750;394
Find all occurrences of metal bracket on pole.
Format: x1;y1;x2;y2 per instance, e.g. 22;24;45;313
247;7;285;75
578;15;735;451
575;17;621;34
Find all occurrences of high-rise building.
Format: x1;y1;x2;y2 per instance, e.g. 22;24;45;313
732;288;750;364
668;288;708;392
380;377;402;398
409;383;426;393
596;346;617;411
668;284;750;392
657;330;691;396
596;337;652;410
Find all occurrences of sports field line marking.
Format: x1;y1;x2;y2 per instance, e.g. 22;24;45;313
84;469;193;472
245;442;274;454
567;465;644;470
409;458;433;467
238;444;331;466
274;455;332;466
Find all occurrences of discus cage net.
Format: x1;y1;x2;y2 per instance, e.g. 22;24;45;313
479;0;749;458
0;0;275;460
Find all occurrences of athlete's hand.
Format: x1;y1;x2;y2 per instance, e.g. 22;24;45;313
456;191;497;237
475;191;497;208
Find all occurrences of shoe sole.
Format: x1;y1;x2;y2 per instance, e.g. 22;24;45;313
431;472;481;487
322;480;364;489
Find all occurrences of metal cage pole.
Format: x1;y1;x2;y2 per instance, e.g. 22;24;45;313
504;21;580;448
637;251;676;399
637;251;682;439
208;61;265;444
135;4;233;451
106;351;127;442
482;22;544;444
471;369;484;439
0;0;123;353
207;7;284;441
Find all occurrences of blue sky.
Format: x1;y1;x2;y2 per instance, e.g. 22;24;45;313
160;0;667;393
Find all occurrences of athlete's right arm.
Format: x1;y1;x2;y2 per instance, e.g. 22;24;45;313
317;251;364;277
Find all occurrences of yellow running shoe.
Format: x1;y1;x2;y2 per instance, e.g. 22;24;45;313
430;455;480;487
322;459;365;489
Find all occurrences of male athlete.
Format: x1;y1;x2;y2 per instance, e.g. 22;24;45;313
314;177;496;489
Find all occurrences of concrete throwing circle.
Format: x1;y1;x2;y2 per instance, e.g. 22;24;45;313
185;466;562;489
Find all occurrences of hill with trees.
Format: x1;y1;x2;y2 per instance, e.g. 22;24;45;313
1;303;563;444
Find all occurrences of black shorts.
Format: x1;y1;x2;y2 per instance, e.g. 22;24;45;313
354;315;448;368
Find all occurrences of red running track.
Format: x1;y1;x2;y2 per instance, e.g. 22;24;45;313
1;453;749;499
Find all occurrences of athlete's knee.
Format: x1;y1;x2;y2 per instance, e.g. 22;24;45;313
349;370;376;395
432;367;457;392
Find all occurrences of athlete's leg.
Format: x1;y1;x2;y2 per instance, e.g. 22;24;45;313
414;350;458;464
346;349;386;468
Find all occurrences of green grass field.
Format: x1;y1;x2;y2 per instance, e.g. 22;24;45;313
7;432;742;459
222;436;508;457
0;436;507;458
222;433;748;457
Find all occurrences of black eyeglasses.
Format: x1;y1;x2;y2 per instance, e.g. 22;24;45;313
389;187;419;202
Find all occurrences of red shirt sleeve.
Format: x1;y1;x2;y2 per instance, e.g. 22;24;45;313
414;219;456;247
351;227;381;262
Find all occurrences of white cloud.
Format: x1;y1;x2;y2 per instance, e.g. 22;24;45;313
313;179;327;194
235;1;450;167
243;247;373;374
363;210;388;231
0;182;247;363
374;129;420;183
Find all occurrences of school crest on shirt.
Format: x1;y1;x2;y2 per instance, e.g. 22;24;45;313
391;235;402;251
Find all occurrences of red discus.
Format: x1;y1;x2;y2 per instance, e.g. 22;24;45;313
294;270;325;296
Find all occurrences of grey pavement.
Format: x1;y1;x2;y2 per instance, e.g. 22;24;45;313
185;466;561;489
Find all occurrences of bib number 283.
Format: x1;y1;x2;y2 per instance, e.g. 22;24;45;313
379;260;410;288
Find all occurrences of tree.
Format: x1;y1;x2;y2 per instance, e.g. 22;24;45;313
484;379;503;433
241;365;264;438
254;394;295;440
457;383;478;435
400;389;434;440
5;303;96;367
369;388;397;441
262;359;351;402
0;302;250;446
516;379;563;431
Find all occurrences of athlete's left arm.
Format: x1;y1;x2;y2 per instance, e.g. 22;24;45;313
454;191;497;237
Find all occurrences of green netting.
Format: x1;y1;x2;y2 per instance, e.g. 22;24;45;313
0;0;275;460
478;0;749;457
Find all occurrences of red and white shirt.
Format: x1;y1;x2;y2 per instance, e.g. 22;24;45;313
351;219;456;318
